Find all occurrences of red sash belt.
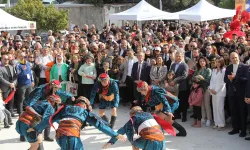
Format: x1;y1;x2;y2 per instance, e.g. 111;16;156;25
56;120;82;139
139;125;165;142
19;108;41;127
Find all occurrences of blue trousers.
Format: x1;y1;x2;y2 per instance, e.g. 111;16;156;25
57;136;83;150
16;121;38;143
133;138;166;150
99;98;116;109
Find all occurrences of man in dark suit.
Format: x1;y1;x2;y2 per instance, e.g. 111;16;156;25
0;54;17;117
224;52;249;137
244;67;250;141
118;39;128;57
170;51;189;122
162;44;170;66
131;52;151;110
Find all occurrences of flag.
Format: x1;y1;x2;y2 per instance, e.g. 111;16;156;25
4;90;16;104
152;114;176;136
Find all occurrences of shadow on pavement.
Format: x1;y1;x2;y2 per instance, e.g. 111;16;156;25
0;138;20;144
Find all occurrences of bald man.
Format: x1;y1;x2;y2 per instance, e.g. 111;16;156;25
224;52;249;138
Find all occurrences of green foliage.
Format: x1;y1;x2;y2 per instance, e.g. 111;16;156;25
218;0;234;9
0;0;7;4
77;0;104;6
5;0;69;32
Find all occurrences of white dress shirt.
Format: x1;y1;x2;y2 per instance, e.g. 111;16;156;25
57;64;62;76
120;49;125;56
233;64;239;74
138;62;143;80
37;55;53;78
127;59;134;76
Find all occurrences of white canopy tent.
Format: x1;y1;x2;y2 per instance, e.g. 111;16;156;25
109;0;179;21
0;9;36;31
176;0;236;22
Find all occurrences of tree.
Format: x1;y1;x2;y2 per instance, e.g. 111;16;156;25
5;0;69;32
0;0;7;4
219;0;234;9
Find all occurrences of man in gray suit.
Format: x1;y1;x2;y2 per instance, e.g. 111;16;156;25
0;54;17;117
170;51;189;122
120;49;138;105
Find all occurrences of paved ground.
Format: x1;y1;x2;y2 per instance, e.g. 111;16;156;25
0;106;249;150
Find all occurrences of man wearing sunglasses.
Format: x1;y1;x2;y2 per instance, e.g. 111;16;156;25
0;54;17;117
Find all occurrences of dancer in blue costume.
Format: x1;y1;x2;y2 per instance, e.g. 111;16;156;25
103;106;166;150
24;80;74;106
136;81;187;137
22;80;75;142
16;94;61;150
49;96;126;150
90;73;119;129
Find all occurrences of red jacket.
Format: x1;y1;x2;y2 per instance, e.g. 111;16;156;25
188;87;203;106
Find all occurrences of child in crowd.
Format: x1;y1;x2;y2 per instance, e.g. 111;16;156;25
188;75;204;128
164;70;179;96
0;89;13;128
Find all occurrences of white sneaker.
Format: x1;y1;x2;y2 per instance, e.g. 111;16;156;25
206;120;211;127
201;119;206;124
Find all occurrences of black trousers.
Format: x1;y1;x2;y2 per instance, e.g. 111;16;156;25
125;76;134;103
176;90;189;117
38;78;47;86
193;106;202;120
229;93;248;132
81;84;94;100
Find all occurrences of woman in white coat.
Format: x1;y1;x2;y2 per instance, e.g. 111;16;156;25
209;57;227;130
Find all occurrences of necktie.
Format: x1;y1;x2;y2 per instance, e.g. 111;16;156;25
137;64;141;80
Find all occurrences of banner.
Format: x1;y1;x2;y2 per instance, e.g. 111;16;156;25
247;0;250;12
235;0;246;10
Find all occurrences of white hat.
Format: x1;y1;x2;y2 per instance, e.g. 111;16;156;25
154;47;161;51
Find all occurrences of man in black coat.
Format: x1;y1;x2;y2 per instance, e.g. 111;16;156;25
131;52;151;110
244;66;250;141
169;51;189;122
224;52;249;137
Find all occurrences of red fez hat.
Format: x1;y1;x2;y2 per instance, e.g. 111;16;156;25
137;81;148;91
51;80;61;88
137;81;145;89
98;73;110;81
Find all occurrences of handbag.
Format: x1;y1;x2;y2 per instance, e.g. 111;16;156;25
66;73;78;96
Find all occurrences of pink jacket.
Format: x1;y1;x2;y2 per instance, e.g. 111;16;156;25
188;87;203;106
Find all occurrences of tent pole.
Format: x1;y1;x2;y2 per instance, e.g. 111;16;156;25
7;0;10;8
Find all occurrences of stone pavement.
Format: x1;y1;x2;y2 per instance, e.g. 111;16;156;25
0;106;249;150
